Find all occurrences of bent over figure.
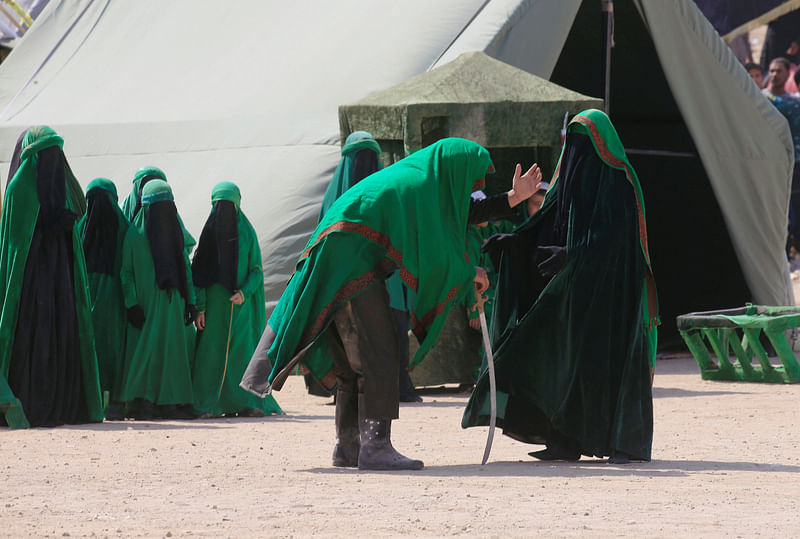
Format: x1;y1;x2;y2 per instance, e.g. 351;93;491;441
242;138;503;470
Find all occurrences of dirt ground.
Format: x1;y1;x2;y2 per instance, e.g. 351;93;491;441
3;354;800;538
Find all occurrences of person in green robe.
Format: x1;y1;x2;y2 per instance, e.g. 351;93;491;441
191;182;282;418
120;179;197;420
462;109;659;463
0;126;103;427
242;138;541;470
121;166;198;374
121;165;166;222
76;177;130;420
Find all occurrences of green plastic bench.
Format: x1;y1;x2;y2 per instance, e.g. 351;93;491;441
677;304;800;383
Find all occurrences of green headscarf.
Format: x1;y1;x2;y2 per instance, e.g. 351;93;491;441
265;137;492;390
211;181;241;208
141;178;173;205
86;177;118;201
318;131;382;220
121;165;166;221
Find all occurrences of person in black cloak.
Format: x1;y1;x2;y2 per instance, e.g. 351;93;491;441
462;109;658;464
0;126;103;427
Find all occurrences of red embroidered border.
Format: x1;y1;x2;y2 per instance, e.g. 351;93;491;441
573;115;659;323
573;116;651;263
298;258;397;347
296;219;469;352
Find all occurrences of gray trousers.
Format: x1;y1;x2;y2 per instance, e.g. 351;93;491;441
329;284;400;420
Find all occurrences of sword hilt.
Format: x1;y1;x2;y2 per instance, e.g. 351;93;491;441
473;283;488;314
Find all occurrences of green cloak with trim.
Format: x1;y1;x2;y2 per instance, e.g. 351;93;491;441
263;137;492;391
0;126;103;427
462;109;658;460
192;182;282;416
76;177;130;405
303;131;400;392
119;180;195;405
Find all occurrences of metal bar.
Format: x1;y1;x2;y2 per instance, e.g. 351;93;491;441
601;0;613;116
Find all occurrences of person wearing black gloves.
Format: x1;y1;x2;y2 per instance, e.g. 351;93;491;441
119;180;197;420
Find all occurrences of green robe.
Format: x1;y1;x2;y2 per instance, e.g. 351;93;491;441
76;179;130;404
193;208;282;416
120;205;195;405
259;137;493;392
462;110;658;460
121;166;197;369
0;126;103;427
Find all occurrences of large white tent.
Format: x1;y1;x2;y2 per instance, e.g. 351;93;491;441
0;0;793;341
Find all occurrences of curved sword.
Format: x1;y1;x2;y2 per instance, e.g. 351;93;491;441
475;289;497;465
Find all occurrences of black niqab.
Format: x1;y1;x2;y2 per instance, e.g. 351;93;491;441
132;174;165;219
351;149;380;186
82;188;119;275
191;200;239;293
554;133;600;245
145;200;190;302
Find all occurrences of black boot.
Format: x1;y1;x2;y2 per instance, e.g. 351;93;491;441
358;418;423;471
332;390;360;467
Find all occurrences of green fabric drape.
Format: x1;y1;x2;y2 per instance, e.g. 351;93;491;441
121;166;166;221
193;183;282;416
119;180;195;405
462;109;658;460
76;177;130;405
303;131;400;392
0;373;29;428
265;137;493;390
0;126;103;427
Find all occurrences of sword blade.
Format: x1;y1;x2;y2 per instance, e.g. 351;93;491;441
479;310;497;465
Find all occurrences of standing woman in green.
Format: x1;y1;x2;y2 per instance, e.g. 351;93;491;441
191;182;282;418
76;178;130;420
0;126;103;427
120;180;197;420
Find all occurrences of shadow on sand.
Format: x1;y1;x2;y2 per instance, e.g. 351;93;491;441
304;457;800;477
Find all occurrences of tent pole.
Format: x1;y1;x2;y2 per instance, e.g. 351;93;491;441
601;0;614;116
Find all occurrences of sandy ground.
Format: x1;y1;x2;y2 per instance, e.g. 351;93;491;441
3;355;800;538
